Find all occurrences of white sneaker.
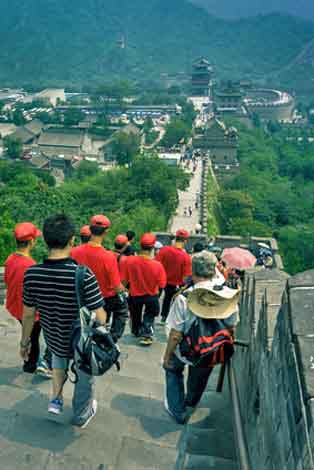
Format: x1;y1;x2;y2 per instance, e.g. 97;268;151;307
48;398;63;415
164;396;186;425
36;359;52;379
74;399;98;429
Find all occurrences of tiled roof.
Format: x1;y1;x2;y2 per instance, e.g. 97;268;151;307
38;129;83;148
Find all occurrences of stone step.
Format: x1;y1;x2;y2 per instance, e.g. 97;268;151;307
184;427;236;460
0;307;237;470
183;454;237;470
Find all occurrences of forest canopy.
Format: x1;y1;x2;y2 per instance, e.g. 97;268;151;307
219;123;314;274
0;157;189;264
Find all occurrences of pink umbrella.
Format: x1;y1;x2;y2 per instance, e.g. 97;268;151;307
222;247;256;270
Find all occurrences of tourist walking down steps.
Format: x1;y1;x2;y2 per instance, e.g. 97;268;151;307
4;222;51;376
156;229;192;323
163;251;240;424
21;214;107;428
71;214;128;343
121;233;166;345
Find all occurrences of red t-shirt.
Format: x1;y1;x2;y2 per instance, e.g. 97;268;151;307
121;255;166;297
113;252;128;274
155;245;192;286
4;253;36;321
71;244;120;298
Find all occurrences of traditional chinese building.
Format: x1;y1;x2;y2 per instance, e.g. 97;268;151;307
193;117;239;175
214;81;243;115
191;58;213;97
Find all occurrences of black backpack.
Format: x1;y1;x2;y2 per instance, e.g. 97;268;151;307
179;317;234;368
70;266;120;380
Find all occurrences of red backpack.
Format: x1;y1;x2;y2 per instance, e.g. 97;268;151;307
179;317;234;368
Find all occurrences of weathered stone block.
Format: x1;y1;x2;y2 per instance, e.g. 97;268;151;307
289;288;314;337
295;336;314;400
288;270;314;289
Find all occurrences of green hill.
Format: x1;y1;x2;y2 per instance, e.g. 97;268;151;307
189;0;314;20
0;0;313;86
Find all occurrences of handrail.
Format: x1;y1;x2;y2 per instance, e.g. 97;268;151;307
228;359;251;470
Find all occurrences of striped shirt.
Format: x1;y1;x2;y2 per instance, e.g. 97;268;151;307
23;258;104;358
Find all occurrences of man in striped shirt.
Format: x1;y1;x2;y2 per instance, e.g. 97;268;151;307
21;214;107;428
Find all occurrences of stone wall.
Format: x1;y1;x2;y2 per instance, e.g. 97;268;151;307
0;267;5;305
235;268;314;469
199;157;209;234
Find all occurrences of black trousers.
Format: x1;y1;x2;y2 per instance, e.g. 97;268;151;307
129;295;160;338
104;294;128;343
161;284;179;320
19;320;41;372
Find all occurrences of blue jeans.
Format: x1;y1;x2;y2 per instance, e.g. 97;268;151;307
52;354;95;422
164;354;213;422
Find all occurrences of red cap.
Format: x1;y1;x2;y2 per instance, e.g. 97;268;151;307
175;229;190;239
90;214;111;228
80;225;91;237
14;222;42;242
115;234;128;246
140;233;156;249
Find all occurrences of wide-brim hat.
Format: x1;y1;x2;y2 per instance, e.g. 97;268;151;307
187;281;240;319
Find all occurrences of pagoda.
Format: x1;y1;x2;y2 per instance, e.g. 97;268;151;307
191;58;213;97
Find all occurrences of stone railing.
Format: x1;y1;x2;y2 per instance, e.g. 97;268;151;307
199;157;209;234
235;268;314;470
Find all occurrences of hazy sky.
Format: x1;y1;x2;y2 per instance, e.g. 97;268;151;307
189;0;314;19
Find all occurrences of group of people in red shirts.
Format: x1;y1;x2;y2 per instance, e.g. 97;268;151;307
4;214;193;375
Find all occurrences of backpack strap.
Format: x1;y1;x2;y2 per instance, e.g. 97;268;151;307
75;265;87;310
173;284;191;301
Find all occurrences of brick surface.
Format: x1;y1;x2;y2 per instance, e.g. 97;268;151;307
0;298;236;469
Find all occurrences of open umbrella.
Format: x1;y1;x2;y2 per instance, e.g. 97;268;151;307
222;247;256;270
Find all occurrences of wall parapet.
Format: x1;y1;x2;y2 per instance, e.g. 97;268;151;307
236;268;314;470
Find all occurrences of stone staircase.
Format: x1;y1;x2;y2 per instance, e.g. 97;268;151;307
0;306;237;470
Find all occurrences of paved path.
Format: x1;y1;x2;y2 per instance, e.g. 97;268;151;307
170;161;202;234
0;306;236;469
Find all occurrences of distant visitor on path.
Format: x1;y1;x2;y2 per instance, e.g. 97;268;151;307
21;214;107;428
113;234;129;273
163;251;240;424
124;230;136;256
156;229;192;323
121;233;166;346
194;223;202;234
79;225;91;244
4;222;51;377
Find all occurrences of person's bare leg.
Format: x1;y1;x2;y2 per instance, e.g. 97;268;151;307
52;368;67;399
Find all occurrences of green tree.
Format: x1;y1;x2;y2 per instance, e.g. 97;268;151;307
278;225;314;274
63;108;85;126
73;160;101;180
143;117;154;133
161;119;190;148
112;132;141;166
12;109;26;126
0;212;16;264
252;112;261;128
4;136;23;159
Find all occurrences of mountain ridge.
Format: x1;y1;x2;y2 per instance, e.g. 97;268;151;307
189;0;314;20
0;1;313;87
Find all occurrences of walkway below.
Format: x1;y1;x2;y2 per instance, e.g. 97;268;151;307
170;161;202;234
0;307;237;469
